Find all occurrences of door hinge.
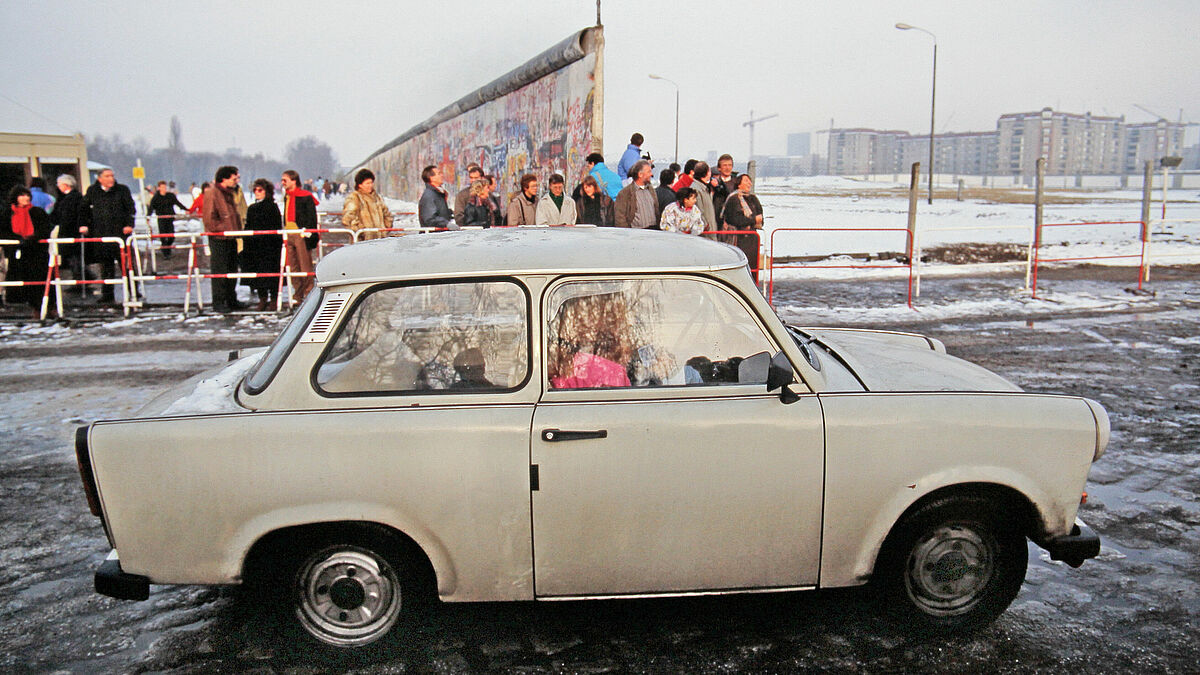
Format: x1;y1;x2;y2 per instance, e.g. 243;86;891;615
530;464;539;491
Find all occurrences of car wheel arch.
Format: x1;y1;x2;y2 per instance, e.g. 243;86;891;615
240;520;440;604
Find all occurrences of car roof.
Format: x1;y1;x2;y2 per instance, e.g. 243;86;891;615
316;227;748;285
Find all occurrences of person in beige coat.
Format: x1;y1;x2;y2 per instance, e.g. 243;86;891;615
342;168;393;240
507;173;539;227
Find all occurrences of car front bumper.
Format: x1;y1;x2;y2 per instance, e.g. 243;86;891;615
95;549;149;601
1039;518;1101;568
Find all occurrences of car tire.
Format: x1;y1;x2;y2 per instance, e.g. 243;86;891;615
288;537;409;648
876;495;1027;632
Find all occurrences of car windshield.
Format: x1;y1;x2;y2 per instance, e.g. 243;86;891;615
242;290;324;394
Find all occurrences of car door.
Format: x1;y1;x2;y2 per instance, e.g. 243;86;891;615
530;275;824;598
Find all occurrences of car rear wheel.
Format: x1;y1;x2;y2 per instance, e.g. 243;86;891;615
291;542;405;648
878;495;1027;631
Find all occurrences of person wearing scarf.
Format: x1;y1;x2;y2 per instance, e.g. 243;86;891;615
574;175;615;226
718;173;765;280
1;185;53;312
281;169;319;303
462;179;497;228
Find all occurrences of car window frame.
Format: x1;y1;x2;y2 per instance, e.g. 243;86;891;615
242;288;325;396
309;276;533;399
539;273;785;400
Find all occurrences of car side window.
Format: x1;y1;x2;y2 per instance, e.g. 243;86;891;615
546;278;775;390
316;281;528;395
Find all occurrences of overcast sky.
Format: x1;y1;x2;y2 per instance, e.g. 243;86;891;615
2;1;1197;169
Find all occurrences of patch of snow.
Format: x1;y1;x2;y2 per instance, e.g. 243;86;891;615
159;355;259;417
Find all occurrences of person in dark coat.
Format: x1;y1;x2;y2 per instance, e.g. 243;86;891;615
1;185;53;312
80;169;136;303
240;178;283;311
461;179;498;228
655;168;677;220
418;165;453;229
574;176;615;226
711;154;737;226
147;180;188;258
719;173;764;281
50;174;88;293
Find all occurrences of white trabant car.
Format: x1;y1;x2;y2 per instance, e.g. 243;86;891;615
76;228;1106;648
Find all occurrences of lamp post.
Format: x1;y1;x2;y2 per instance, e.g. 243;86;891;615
648;74;679;165
896;22;936;204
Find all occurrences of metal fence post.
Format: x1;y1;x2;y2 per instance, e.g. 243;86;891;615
1141;160;1153;282
1028;157;1044;295
907;162;921;297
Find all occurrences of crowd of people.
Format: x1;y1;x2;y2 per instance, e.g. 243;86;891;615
415;132;765;275
1;131;763;317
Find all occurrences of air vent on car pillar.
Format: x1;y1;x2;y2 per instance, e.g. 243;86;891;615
301;292;352;343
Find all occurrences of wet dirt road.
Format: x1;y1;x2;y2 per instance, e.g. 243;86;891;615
0;268;1197;673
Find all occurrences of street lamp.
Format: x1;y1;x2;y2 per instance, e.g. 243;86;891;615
648;74;679;165
896;22;937;204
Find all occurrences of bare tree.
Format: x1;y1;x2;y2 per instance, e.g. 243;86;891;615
284;136;338;180
168;116;185;153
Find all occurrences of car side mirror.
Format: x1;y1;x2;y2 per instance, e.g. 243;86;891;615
767;351;801;404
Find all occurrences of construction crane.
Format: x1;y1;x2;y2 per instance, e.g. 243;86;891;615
743;110;778;160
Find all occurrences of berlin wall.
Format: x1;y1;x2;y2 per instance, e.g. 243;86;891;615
355;26;604;203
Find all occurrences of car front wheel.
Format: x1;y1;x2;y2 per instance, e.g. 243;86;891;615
878;495;1027;631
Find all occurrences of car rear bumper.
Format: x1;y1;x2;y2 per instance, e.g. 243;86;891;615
95;549;149;601
1039;518;1101;568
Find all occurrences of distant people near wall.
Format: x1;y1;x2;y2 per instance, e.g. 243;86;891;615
187;182;209;216
485;175;505;227
51;174;87;293
507;173;538;227
689;161;716;232
241;178;283;311
418;165;453;229
659;186;704;235
614;160;659;229
322;179;334;200
453;164;484;225
712;153;737;225
202;166;244;312
535;173;577;226
581;152;622;201
29;177;55;213
189;182;200;199
617;132;644;186
1;185;53;312
655;169;677;220
574;175;615;226
281;169;319;303
462;179;498;228
720;173;764;280
342;168;393;240
148;180;188;258
80;168;136;304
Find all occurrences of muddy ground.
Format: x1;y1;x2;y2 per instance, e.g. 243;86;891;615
0;266;1197;673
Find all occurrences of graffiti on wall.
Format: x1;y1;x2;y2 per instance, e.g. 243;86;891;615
360;28;601;206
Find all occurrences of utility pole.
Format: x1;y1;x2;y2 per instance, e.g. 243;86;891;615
743;110;778;162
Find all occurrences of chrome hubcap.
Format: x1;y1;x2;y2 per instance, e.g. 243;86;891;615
905;524;994;616
296;548;400;646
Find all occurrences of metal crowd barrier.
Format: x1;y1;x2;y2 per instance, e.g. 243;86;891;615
1031;221;1146;299
767;227;915;308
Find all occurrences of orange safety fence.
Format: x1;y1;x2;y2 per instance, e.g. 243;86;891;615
1031;221;1146;299
767;227;914;308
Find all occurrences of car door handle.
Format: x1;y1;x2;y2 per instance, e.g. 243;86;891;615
541;428;608;442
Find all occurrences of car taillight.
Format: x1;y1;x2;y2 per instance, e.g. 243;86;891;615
75;426;104;517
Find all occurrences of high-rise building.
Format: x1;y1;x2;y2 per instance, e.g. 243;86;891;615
787;132;811;157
